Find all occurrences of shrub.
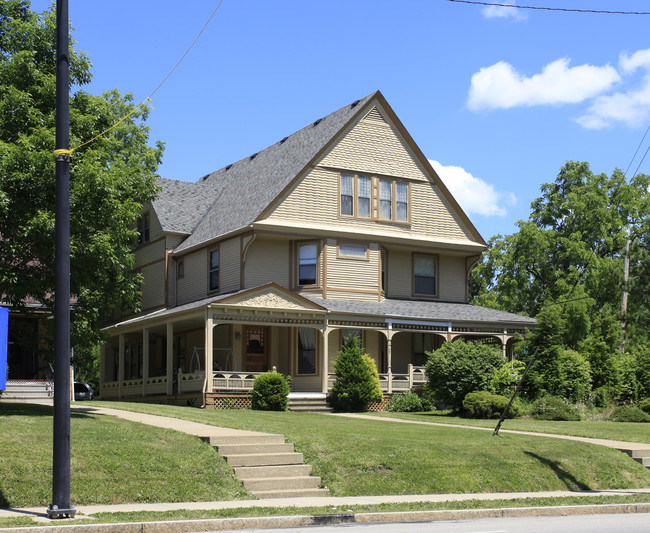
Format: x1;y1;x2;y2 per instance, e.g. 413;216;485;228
639;398;650;415
530;395;581;421
248;371;291;411
386;391;425;412
424;340;505;410
609;406;650;423
556;349;591;403
489;360;525;397
462;391;518;419
589;386;614;408
330;337;383;412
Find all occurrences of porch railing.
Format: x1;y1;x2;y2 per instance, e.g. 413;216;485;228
328;364;426;393
211;371;265;392
178;370;205;394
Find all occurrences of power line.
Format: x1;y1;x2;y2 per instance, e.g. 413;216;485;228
444;0;650;15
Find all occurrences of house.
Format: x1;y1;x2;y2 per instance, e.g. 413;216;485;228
99;91;535;406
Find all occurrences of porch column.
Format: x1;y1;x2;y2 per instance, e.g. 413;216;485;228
386;332;393;394
502;329;508;360
321;325;330;394
118;334;124;399
203;310;214;394
142;327;149;397
166;322;174;395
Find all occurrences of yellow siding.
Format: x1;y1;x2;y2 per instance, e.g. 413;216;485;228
391;332;412;374
265;167;475;243
244;237;290;289
134;238;166;269
386;249;412;299
176;248;208;305
220;237;241;293
140;261;165;310
320;106;429;182
326;239;379;295
365;330;381;370
439;255;467;302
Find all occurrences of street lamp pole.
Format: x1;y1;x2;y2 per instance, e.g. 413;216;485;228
47;0;75;519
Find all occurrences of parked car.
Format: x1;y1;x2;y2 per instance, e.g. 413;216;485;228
74;381;94;401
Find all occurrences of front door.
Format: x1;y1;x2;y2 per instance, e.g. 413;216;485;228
243;326;269;372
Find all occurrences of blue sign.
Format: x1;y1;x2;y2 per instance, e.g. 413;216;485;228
0;307;7;390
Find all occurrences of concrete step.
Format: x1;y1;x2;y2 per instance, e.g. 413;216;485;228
208;434;285;446
619;449;650;469
242;475;322;491
217;442;294;455
225;452;304;467
253;488;330;499
234;464;312;479
288;399;333;413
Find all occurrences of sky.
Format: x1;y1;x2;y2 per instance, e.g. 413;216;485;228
28;0;650;241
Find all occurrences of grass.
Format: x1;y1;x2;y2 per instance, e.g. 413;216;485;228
86;402;650;496
366;410;650;443
1;494;649;528
0;403;249;508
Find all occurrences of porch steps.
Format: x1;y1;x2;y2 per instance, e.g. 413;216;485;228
0;380;53;404
288;394;332;413
209;435;328;499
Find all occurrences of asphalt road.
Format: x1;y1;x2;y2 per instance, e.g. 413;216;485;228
219;512;650;533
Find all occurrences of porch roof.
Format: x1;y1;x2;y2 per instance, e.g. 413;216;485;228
304;296;536;327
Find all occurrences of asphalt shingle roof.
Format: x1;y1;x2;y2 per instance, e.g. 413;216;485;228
153;93;377;252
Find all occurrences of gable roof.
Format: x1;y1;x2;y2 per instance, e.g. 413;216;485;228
152;91;485;253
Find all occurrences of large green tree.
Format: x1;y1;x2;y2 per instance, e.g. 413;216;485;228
0;1;163;351
470;161;650;400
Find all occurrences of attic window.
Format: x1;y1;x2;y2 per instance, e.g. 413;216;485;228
312;118;322;126
225;164;233;171
350;99;360;108
279;136;289;144
250;153;258;160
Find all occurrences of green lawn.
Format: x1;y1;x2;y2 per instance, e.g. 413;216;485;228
2;401;649;510
366;411;650;443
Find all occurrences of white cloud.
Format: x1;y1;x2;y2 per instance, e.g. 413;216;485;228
577;49;650;129
467;58;620;111
429;160;516;217
482;1;527;21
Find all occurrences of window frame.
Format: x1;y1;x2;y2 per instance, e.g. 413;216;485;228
177;258;184;280
295;240;321;288
337;172;410;225
137;212;151;245
208;248;220;293
337;242;369;261
412;252;438;298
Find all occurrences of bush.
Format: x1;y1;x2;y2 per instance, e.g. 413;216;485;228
330;337;383;412
425;340;505;410
556;349;591;403
530;395;581;421
609;406;650;423
639;398;650;415
462;391;518;419
248;371;291;411
386;391;426;412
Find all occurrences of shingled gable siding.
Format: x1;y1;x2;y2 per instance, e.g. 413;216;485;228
320;106;429;182
244;237;290;290
325;238;380;301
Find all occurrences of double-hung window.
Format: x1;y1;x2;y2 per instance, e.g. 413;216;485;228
339;173;409;223
379;179;392;220
413;254;436;296
297;328;316;374
358;176;371;218
298;242;318;286
396;182;408;222
340;174;354;216
137;213;150;244
209;249;219;292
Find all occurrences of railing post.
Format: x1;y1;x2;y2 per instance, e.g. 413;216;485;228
408;364;413;389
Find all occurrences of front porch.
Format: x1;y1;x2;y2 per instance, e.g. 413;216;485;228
100;284;535;404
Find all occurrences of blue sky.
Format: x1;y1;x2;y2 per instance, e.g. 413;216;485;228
29;1;650;240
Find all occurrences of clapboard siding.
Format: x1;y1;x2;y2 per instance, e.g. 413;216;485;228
176;248;208;305
265;167;475;243
140;261;165;310
386;249;412;299
134;238;166;269
320;106;429;182
438;255;466;302
391;333;412;374
326;239;379;294
220;237;241;293
244;238;290;289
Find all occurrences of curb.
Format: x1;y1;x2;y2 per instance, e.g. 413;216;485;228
2;503;649;533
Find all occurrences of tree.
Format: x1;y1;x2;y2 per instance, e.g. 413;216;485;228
0;1;163;352
330;336;383;412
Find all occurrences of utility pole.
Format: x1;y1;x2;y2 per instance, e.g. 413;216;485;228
47;0;75;519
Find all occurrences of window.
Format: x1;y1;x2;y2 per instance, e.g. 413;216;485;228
379;179;392;220
340;174;354;215
413;254;436;296
380;248;387;292
338;243;368;259
297;328;316;374
298;242;318;285
209;249;219;291
137;213;150;244
396;182;409;222
177;259;184;279
358;176;371;217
